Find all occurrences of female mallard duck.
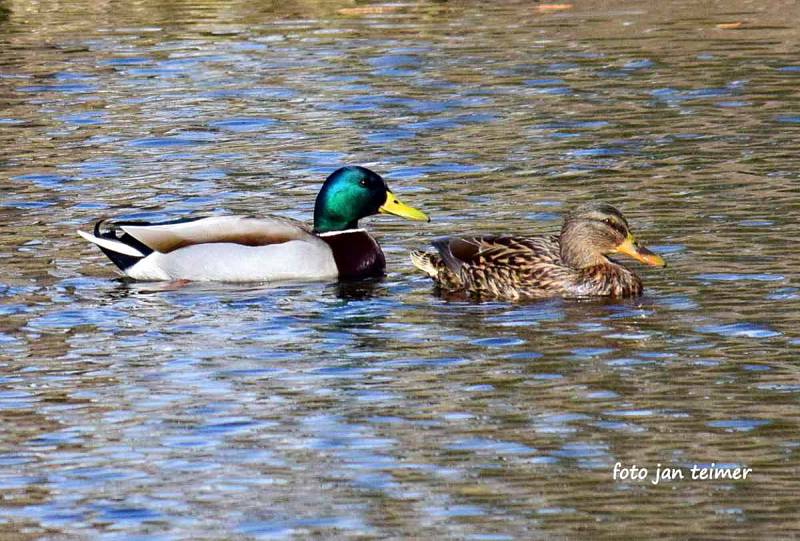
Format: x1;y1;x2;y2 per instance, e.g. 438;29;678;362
410;202;665;300
78;166;428;282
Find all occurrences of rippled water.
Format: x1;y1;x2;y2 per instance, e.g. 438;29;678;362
2;0;799;538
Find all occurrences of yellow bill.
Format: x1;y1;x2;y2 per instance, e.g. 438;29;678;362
612;233;666;267
379;191;429;222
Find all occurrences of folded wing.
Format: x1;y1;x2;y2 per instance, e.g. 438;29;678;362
119;215;316;253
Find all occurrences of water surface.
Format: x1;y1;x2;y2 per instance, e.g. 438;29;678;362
1;0;799;538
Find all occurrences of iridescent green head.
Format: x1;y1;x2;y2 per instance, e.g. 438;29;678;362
313;166;428;233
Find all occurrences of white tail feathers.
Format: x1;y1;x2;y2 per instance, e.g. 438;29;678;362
410;250;437;277
77;229;145;258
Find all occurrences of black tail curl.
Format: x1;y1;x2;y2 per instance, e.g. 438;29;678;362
91;219;153;271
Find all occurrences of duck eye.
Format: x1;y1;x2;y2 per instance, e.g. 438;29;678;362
602;218;626;235
359;179;368;187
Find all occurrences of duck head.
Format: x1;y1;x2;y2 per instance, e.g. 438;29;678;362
560;202;666;269
313;166;429;233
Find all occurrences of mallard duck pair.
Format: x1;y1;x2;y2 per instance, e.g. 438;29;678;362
79;166;665;298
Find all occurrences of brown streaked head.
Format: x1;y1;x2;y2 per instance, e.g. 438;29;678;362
560;202;666;269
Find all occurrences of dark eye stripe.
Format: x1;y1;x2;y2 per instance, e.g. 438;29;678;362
602;219;627;235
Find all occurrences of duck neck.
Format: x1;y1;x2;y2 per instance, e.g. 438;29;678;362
559;224;607;270
313;185;363;234
576;262;642;297
313;212;358;234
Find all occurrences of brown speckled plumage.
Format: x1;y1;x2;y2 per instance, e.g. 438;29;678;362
411;203;664;300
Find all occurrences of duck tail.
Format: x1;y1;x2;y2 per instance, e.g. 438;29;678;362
410;250;439;277
77;219;151;272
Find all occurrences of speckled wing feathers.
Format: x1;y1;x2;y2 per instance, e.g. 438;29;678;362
412;235;643;300
416;235;569;299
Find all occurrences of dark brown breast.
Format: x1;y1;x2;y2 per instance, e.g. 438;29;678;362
319;230;386;280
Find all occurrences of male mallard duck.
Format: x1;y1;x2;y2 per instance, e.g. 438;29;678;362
410;202;665;300
78;166;428;282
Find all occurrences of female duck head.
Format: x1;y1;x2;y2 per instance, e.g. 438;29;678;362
313;166;428;233
559;202;666;269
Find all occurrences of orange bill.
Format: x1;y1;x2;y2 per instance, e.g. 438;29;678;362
612;233;666;267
